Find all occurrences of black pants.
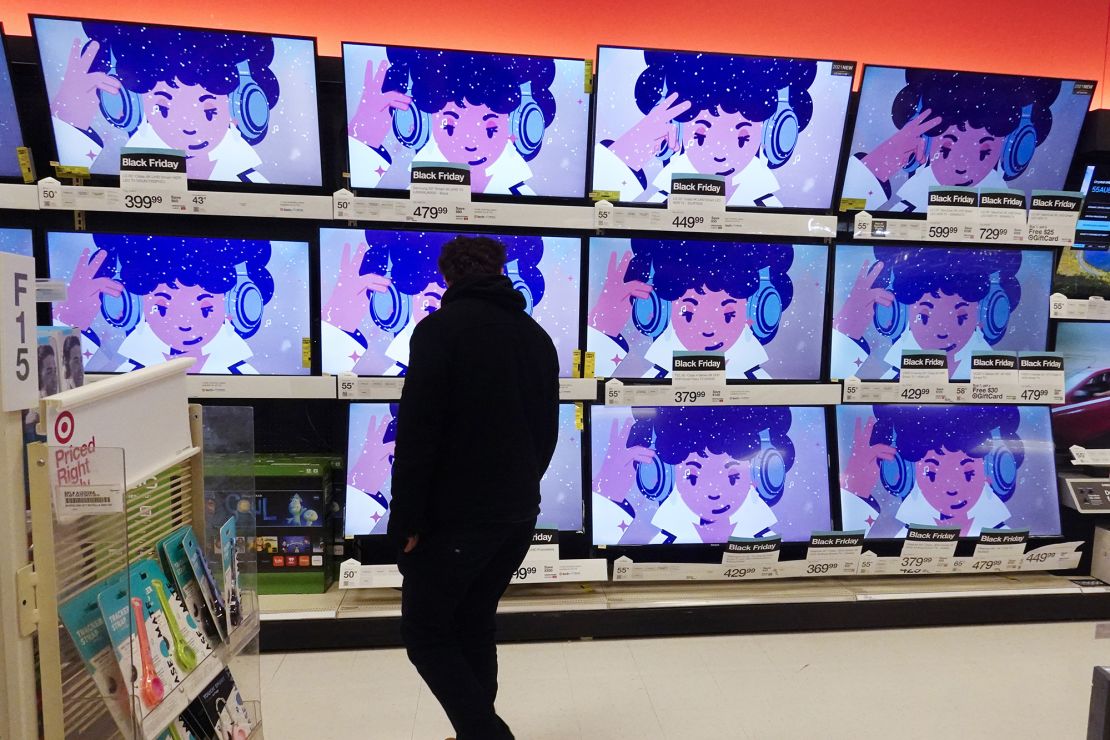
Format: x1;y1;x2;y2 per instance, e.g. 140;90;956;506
399;519;536;740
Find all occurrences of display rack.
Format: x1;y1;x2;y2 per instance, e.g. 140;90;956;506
851;209;1080;247
21;361;263;739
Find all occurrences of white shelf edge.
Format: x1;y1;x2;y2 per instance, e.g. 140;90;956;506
0;183;39;210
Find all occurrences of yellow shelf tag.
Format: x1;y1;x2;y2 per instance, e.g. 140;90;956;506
839;197;866;212
16;147;35;183
50;162;91;179
584;60;594;94
574;402;584;431
301;338;312;368
583;352;596;379
590;190;619;203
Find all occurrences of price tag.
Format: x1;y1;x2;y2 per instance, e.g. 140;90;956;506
1070;446;1110;466
1024;190;1082;245
804;531;863;576
721;538;782;579
604;379;625;405
0;254;37;411
925;187;978;242
970;352;1019;403
57;483;125;516
971;529;1029;571
337;373;359;400
1090;296;1110;321
976;189;1026;243
332;189;355;220
1021;542;1083;571
1017;353;1065;404
898;526;960;574
407;202;470;224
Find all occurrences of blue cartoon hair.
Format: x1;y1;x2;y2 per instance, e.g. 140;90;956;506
359;230;546;303
625;239;793;344
383;47;556;161
90;234;275;335
629;405;795;468
891;71;1060;170
82;21;280;133
873;405;1024;467
872;246;1021;345
634;52;817;130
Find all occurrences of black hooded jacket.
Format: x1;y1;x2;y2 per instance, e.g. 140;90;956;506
387;274;560;543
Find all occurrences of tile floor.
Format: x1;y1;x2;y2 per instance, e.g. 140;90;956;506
261;621;1110;739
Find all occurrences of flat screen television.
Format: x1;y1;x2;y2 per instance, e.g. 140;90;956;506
590;405;832;545
342;42;589;197
829;244;1053;380
0;23;25;179
1055;165;1110;299
587;238;828;379
841;65;1094;213
31;15;322;186
836;404;1060;538
345;402;583;536
320;228;581;376
0;227;32;256
47;231;311;375
592;45;854;209
1051;321;1110;448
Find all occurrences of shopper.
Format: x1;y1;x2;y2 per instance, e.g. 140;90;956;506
388;235;560;740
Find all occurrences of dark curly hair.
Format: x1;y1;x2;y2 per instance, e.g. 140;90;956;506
629;405;796;470
438;236;507;285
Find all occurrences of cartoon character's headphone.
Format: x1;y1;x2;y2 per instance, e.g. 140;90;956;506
871;420;1018;501
872;267;1010;345
655;85;800;168
391;75;547;159
634;427;786;506
368;253;411;334
98;253;265;338
504;259;534;315
902;97;1036;180
630;263;783;343
95;44;271;144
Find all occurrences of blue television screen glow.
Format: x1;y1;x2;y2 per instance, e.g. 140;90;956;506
592;46;854;208
0;25;23;178
47;231;311;375
320;228;581;377
343;42;589;197
836;405;1060;538
829;244;1053;380
842;65;1093;213
346;402;583;536
0;228;32;257
591;405;831;545
32;16;321;185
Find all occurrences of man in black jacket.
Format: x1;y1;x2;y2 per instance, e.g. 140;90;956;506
388;235;560;740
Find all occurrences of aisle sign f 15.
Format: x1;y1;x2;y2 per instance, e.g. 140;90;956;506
0;253;38;411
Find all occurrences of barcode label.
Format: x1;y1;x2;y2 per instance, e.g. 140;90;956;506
55;484;124;516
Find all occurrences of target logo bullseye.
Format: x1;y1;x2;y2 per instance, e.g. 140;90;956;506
54;411;74;444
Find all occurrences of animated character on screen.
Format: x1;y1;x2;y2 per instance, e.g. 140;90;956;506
843;71;1061;211
831;247;1022;380
589;241;792;378
346;410;398;532
347;48;557;194
49;22;280;182
841;406;1022;536
594;53;818;205
323;233;547;374
54;235;276;374
285;494;318;526
593;407;794;544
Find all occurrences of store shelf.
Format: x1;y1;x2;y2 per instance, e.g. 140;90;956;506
599;204;838;239
335;191;596;231
259;588;344;621
604;381;843;406
852;209;1078;247
0;183;39;210
1050;293;1110;321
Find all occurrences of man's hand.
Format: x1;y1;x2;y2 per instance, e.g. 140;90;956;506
403;535;419;553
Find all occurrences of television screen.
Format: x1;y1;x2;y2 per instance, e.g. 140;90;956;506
343;43;589;197
592;46;854;208
345;402;583;536
1052;321;1110;448
836;405;1060;537
320;228;581;376
47;231;311;375
0;227;33;257
591;405;831;545
0;24;24;179
1055;165;1110;299
829;244;1053;380
32;16;321;185
587;238;828;379
842;65;1093;213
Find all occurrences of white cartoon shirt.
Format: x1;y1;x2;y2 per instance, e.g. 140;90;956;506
115;321;257;374
52;117;267;183
842;483;1012;537
649;485;778;544
320;319;414;375
587;323;770;378
345;484;390;536
349;135;535;195
829;326;992;381
842;156;1008;212
592;143;783;207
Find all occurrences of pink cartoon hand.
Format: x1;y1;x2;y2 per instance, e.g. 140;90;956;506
589;250;652;337
51;39;121;132
348;59;412;150
840;417;897;498
593;419;655;504
323;242;392;333
833;260;893;341
350;416;395;495
607;92;692;173
859;108;944;183
54;249;123;331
